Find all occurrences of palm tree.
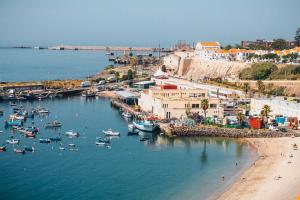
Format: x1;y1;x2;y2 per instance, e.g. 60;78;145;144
237;112;245;127
260;105;271;127
201;99;209;119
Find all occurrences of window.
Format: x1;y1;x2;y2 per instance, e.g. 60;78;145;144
210;104;217;108
192;104;199;108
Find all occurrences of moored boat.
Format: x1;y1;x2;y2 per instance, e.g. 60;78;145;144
132;119;158;132
122;111;133;119
45;120;62;128
102;129;120;136
6;139;20;144
95;138;110;145
39;138;51;143
82;90;96;97
14;148;25;154
24;146;35;152
50;137;62;142
65;130;80;137
0;146;6;151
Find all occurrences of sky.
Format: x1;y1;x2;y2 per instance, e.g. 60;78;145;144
0;0;299;47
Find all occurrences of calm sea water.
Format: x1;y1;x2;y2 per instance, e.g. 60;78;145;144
0;97;256;200
0;48;110;82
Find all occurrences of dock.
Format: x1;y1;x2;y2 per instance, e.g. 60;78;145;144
110;100;141;116
48;45;172;52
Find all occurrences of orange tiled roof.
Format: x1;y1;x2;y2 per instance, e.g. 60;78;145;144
292;47;300;52
199;42;220;47
228;48;248;54
216;49;229;54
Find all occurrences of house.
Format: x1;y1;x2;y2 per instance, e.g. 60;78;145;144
250;98;300;120
195;42;221;60
138;87;224;119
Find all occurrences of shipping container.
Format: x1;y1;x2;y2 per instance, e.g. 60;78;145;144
160;84;177;90
249;116;262;129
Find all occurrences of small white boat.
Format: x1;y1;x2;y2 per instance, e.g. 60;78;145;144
128;124;134;132
68;144;76;147
65;130;80;137
122;112;133;118
59;147;65;150
102;129;120;136
6;139;20;144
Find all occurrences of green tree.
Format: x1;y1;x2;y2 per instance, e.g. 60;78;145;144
223;44;232;50
256;80;265;94
127;69;133;80
271;39;288;50
201;99;209;119
161;65;167;72
236;112;245;127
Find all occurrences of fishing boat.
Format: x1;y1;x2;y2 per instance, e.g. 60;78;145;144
122;111;133;119
5;119;23;127
33;106;49;114
25;132;36;138
50;137;62;142
132;119;158;132
6;139;20;144
81;90;96;97
102;129;120;136
24;146;35;152
65;130;80;137
0;146;6;151
14;148;25;154
45;120;62;128
59;146;65;150
95;138;110;145
39;138;51;143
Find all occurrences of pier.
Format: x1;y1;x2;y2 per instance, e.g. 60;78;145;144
48;45;172;52
110;100;141;116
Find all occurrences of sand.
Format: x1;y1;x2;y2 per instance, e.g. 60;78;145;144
217;137;300;200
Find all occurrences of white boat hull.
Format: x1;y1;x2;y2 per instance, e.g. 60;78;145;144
133;121;157;132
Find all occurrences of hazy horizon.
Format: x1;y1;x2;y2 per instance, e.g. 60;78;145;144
0;0;299;47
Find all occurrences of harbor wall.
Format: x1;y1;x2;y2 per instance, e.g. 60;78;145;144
161;124;296;138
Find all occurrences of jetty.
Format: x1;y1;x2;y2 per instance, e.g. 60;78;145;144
48;45;172;52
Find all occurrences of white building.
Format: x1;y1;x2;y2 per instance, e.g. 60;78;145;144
195;42;221;60
139;87;224;119
250;98;300;119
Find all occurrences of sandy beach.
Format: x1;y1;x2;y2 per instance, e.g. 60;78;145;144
217;137;300;200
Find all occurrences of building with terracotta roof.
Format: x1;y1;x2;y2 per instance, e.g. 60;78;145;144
195;41;221;60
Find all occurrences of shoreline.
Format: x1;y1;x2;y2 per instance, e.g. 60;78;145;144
216;137;300;200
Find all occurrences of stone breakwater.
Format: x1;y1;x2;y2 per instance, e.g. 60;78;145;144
163;125;296;138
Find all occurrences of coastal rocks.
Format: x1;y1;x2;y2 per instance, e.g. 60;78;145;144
163;125;295;138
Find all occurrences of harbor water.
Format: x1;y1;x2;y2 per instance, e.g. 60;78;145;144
0;48;109;82
0;97;257;200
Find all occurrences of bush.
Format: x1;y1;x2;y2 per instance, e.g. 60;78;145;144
239;62;278;80
269;65;300;80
